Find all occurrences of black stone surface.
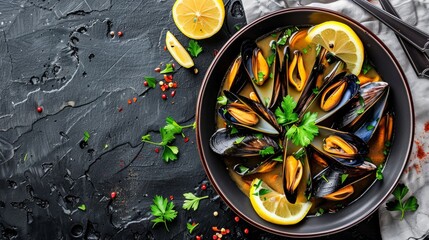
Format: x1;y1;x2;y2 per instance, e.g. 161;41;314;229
0;1;381;239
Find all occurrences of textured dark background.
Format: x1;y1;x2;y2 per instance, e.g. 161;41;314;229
0;0;381;239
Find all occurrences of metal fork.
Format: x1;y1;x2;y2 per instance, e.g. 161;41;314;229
351;0;429;78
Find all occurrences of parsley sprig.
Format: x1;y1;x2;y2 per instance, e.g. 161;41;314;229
186;222;199;234
150;195;178;231
275;96;319;147
160;63;175;74
182;193;209;211
386;183;419;220
187;40;203;58
141;117;195;162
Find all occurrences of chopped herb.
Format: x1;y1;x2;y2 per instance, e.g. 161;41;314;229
362;58;373;75
254;133;264;139
253;188;271;196
234;24;241;31
187;40;203;58
141;134;151;141
383;149;389;156
271;33;277;38
259;146;275;157
272;155;283;162
315;208;325;216
376;164;384;180
235;165;249;175
151;195;178;231
275;96;299;125
386;184;419;220
366;125;375;130
253;179;262;189
144;76;157;88
269;72;274;79
162;145;179;162
312;87;319;95
267;53;276;67
160;63;174;74
321;174;329;183
230;126;239;134
293;148;306;161
302;47;308;54
277;27;298;46
83;131;90;142
222;108;228;115
356;80;360;84
187;222;199;234
356;108;365;115
258;71;265;82
217;95;228;106
264;97;270;107
286;112;319;147
385;141;391;147
78;204;86;211
183;193;209;211
359;95;365;106
341;174;349;184
234;136;245;145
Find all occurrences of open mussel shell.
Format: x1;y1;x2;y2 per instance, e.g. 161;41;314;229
241;40;280;108
312;166;372;201
334;81;389;130
311;126;369;160
220;90;281;136
209;128;280;157
305;73;359;124
224;55;247;94
353;88;389;143
366;112;394;166
282;142;312;204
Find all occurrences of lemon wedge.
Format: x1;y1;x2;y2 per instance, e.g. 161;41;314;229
172;0;225;40
165;31;194;68
306;21;364;75
249;178;312;225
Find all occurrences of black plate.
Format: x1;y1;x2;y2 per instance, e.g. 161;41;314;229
196;7;414;238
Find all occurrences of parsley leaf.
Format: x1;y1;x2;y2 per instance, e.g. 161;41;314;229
151;195;178;231
312;87;319;95
376;164;383;180
83;131;90;142
341;174;348;184
234;136;245;145
217;95;228;106
187;222;199;234
272;155;283;162
258;71;265;82
286;112;318;147
275;96;299;125
362;58;372;75
187;40;203;58
259;146;275;157
165;117;183;135
386;184;419;220
182;193;208;211
162;145;179;162
160;63;174;74
267;53;276;67
144;76;157;88
253;188;271;196
78;204;86;211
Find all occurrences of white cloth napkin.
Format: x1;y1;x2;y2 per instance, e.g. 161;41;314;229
241;0;429;239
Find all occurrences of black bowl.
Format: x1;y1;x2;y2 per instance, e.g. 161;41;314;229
196;7;414;238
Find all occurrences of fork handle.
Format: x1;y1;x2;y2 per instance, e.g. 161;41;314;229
352;0;429;53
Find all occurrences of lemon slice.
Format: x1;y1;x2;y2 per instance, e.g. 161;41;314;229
306;21;364;75
172;0;225;40
249;178;312;225
165;31;194;68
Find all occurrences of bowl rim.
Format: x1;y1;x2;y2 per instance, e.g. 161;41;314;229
196;6;415;238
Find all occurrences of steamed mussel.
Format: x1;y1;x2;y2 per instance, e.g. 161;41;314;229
209;23;394;225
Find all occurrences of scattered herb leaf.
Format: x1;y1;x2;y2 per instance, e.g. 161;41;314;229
151;195;178;231
362;58;373;75
254;133;264;139
366;125;375;130
141;134;151;141
234;136;245;145
258;71;265;82
321;174;329;183
217;96;228;106
187;222;199;234
315;208;325;216
267;53;276;67
253;188;271;196
376;164;384;180
275;96;299;125
272;155;283;162
356;108;365;115
187;40;203;58
230;126;239;135
183;193;209;211
259;146;275;157
386;184;419;220
160;63;174;74
162;145;179;162
341;174;349;184
83;131;90;142
78;204;86;211
312;87;319;95
144;76;157;88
